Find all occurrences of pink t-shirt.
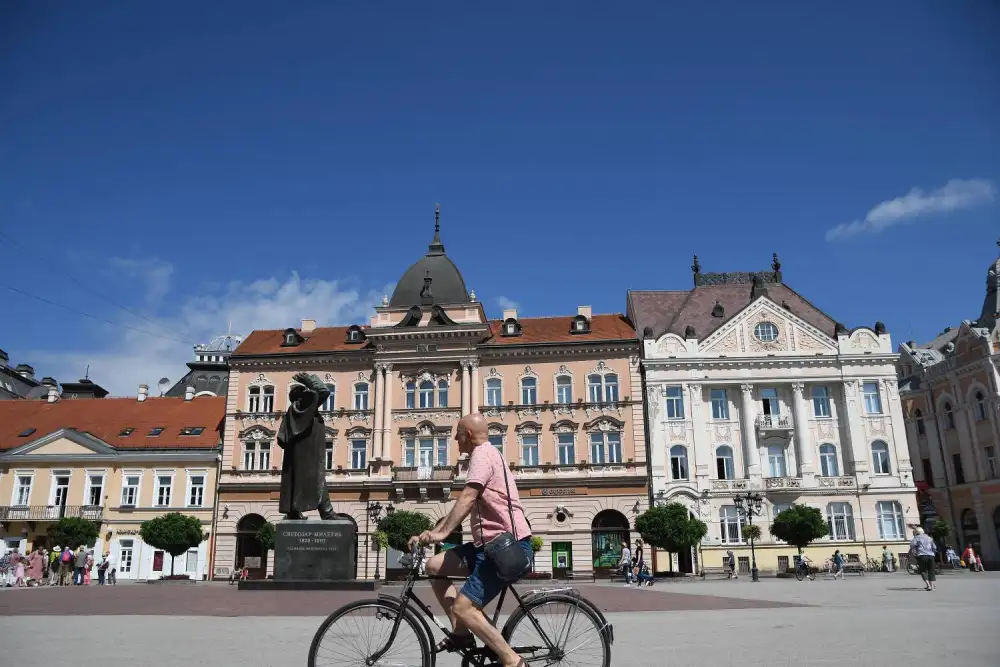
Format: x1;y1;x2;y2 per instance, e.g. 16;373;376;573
466;442;531;547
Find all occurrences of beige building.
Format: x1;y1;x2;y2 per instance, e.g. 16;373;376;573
213;213;648;580
628;255;918;574
0;382;224;580
899;246;1000;568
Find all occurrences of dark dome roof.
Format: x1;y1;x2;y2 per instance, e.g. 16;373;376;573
389;210;470;307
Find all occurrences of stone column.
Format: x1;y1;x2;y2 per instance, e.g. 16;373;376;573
461;361;471;416
470;361;480;413
950;379;981;482
381;365;393;460
372;364;384;459
841;380;869;476
883;378;913;482
740;384;761;478
688;384;710;487
791;383;815;477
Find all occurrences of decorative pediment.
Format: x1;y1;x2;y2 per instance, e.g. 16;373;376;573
487;422;508;436
323;426;339;438
3;429;117;458
429;305;458;326
514;421;542;434
399;420;452;437
247;373;274;387
549;419;579;433
583;416;625;431
849;329;880;351
517;366;538;381
486;367;503;379
587;361;613;376
655;334;688;356
554;364;573;377
700;298;836;356
239;425;276;441
346;426;372;438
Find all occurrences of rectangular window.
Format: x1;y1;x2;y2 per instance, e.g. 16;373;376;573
14;475;32;506
436;437;448;467
244;443;270;470
716;448;735;480
827;503;855;541
405;383;416;409
325;441;334;470
185;549;199;573
952;453;965;485
876;501;905;540
760;387;780;416
607;432;622;463
155;475;173;507
321;385;335;411
416;438;434;469
986;446;998;479
604;374;619;402
588;375;603;403
812;386;831;418
556;378;573;404
589;433;605;465
354;384;369;410
188;475;205;507
922;457;935;486
521;378;537;405
419;382;434;409
710;389;729;420
351;439;367;469
52;475;70;507
665;386;685;420
86;474;104;506
243;443;255;470
720;506;744;544
862;382;882;414
438;382;448;408
488;434;503;455
486;379;502;407
522;435;539;466
557;433;575;465
121;475;140;506
262;387;274;413
119;539;134;573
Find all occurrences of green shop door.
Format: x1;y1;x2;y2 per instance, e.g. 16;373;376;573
552;542;573;578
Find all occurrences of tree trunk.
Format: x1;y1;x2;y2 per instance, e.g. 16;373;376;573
170;553;175;577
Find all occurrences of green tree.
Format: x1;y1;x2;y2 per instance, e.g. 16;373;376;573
928;519;951;561
377;510;432;552
530;536;544;553
742;524;762;543
256;521;276;552
139;513;207;577
635;502;708;554
769;504;829;555
47;517;101;550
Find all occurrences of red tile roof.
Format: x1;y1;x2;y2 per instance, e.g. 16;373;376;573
233;326;363;356
0;396;225;451
484;314;638;345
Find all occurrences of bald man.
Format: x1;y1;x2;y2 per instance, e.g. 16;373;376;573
410;412;532;667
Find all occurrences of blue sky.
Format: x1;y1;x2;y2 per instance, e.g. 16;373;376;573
1;1;998;395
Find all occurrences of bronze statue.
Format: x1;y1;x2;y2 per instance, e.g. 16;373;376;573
276;372;335;521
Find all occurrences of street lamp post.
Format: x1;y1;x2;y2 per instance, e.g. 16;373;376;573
367;501;393;581
734;491;764;582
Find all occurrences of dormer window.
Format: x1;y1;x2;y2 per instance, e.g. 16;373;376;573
345;325;365;344
179;427;205;436
18;428;36;437
148;427;165;436
281;328;304;347
118;428;135;437
570;315;591;334
501;317;522;337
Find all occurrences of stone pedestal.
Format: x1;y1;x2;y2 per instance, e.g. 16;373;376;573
239;518;378;591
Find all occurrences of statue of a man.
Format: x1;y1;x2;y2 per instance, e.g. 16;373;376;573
276;372;335;521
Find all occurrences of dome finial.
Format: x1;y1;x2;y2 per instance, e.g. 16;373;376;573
427;203;445;255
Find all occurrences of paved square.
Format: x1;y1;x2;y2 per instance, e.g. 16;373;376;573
1;571;996;666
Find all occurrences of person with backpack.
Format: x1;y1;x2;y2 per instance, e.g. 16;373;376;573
58;545;74;586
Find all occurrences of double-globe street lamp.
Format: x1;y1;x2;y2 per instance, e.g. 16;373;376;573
734;491;764;582
366;501;394;581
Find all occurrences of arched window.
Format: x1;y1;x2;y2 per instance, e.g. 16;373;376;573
715;445;735;480
871;440;891;475
914;408;925;435
876;501;905;540
405;381;416;409
556;376;573;404
975;391;988;421
486;378;502;407
826;502;855;541
437;379;448;408
819;443;839;477
353;383;369;411
670;445;689;480
944;402;955;429
766;444;787;478
419;380;435;409
719;506;744;543
520;377;537;405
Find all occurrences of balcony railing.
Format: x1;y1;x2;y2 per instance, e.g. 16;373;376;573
0;505;103;521
764;476;802;490
392;466;455;482
817;476;856;488
711;479;750;491
755;415;793;430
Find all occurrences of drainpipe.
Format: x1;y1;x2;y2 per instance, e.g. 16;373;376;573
207;450;223;580
639;359;655;509
928;384;958;557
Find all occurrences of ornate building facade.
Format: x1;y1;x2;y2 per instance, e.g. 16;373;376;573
628;256;917;574
898;245;1000;568
212;214;647;580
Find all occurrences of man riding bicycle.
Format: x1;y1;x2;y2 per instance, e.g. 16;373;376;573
409;413;533;667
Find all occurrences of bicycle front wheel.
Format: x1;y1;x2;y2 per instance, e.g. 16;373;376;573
308;599;431;667
503;593;611;667
794;568;804;581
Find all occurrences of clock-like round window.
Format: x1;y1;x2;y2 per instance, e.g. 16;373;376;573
754;322;779;342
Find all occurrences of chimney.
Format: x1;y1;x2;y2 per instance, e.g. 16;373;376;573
0;349;7;368
301;318;316;333
138;384;149;402
184;385;195;401
47;385;59;403
14;364;35;380
503;308;518;321
578;305;592;320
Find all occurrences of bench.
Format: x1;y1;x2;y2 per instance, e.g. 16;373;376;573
700;566;732;579
564;571;596;583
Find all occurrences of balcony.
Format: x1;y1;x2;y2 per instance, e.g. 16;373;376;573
755;415;793;433
0;505;103;521
392;466;455;482
711;479;750;492
817;476;856;489
764;476;802;490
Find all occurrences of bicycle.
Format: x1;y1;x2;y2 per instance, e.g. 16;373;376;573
793;557;816;581
308;545;614;667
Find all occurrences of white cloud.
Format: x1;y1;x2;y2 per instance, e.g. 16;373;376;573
109;256;174;304
495;296;520;314
31;264;394;396
825;178;996;241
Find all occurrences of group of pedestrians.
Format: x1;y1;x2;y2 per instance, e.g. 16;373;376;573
618;540;655;587
0;545;117;587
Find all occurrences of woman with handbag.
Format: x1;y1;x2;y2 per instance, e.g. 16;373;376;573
411;413;532;667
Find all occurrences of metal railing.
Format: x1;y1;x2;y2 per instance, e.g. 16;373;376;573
755;415;792;429
392;466;455;482
0;505;103;521
764;476;802;490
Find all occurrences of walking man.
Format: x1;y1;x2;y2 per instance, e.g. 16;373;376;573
909;527;937;591
618;541;633;587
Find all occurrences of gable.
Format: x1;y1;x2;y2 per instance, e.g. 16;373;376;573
30;437;99;456
4;429;117;457
701;298;837;356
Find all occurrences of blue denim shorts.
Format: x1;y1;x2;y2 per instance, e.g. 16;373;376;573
455;537;533;608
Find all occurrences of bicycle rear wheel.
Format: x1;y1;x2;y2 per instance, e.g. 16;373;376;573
308;599;431;667
503;593;611;667
794;568;804;581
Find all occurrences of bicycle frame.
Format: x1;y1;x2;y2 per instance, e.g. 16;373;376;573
367;551;592;665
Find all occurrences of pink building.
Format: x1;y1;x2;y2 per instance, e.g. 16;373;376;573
212;212;647;580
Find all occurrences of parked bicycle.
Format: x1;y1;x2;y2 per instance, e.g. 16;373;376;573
794;556;816;581
308;545;614;667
